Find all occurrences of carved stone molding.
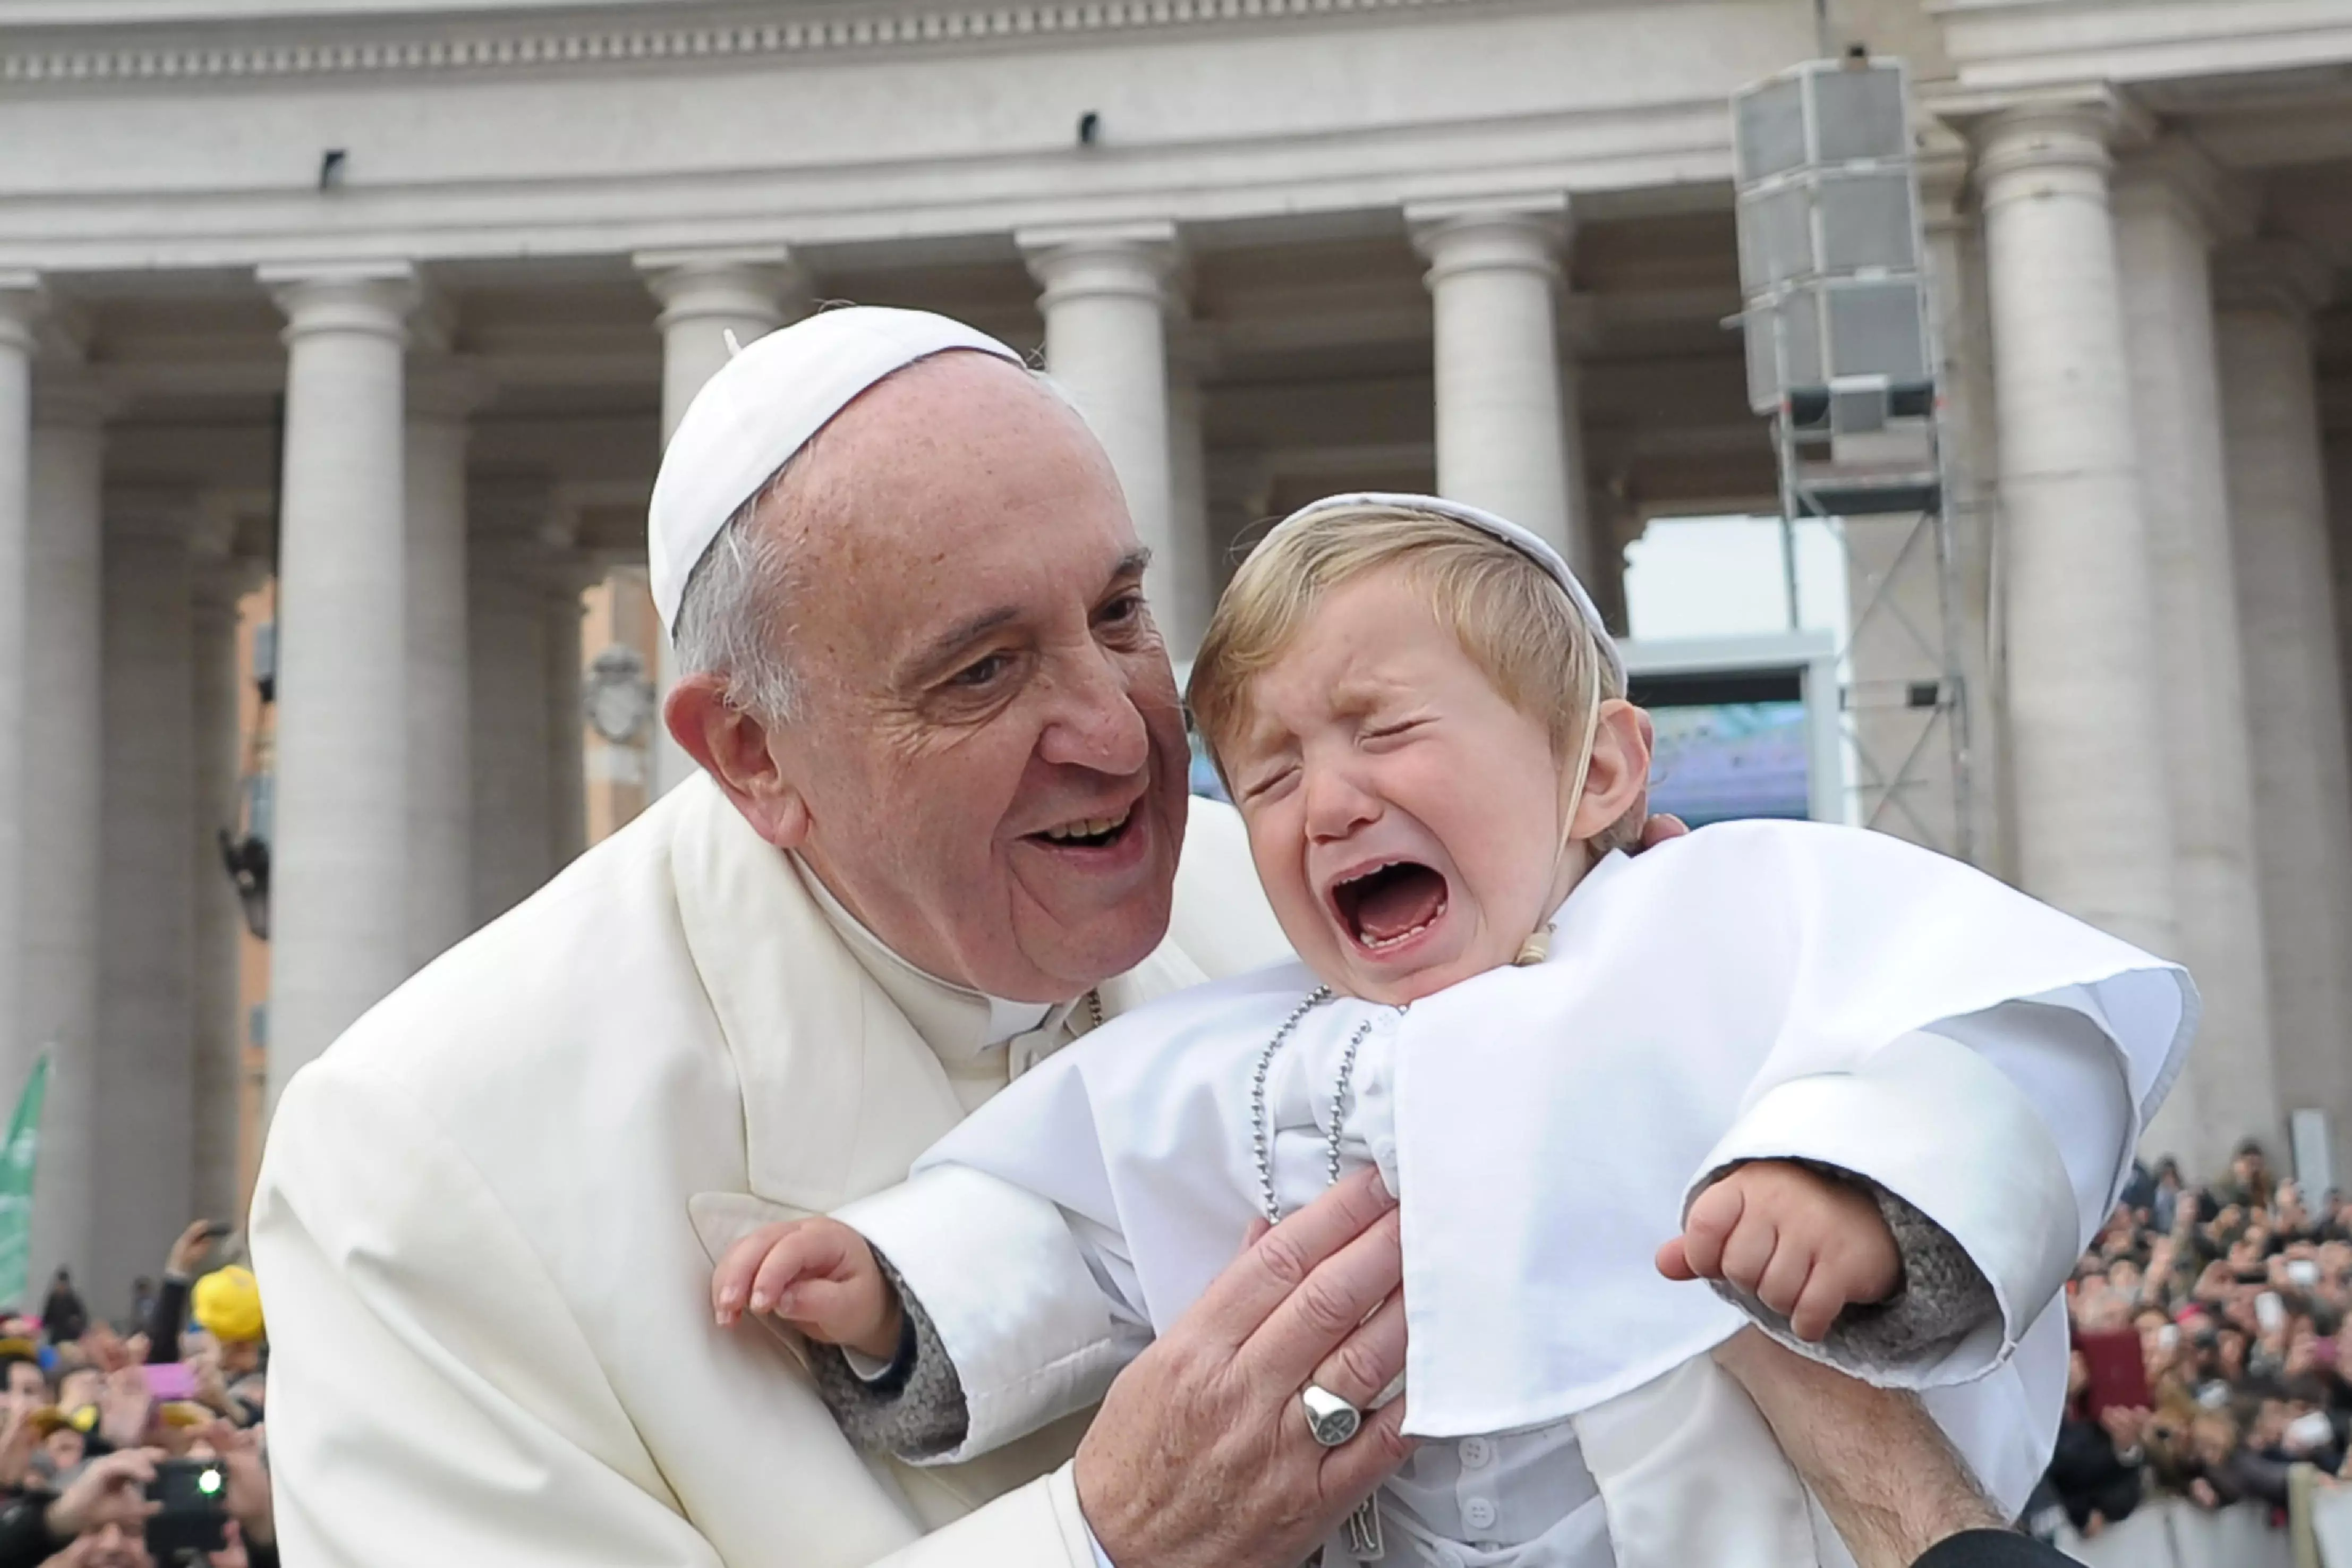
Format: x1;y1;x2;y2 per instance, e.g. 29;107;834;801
2;0;1488;84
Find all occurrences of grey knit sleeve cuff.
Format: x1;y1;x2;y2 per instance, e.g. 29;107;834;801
1704;1161;2001;1369
803;1251;973;1460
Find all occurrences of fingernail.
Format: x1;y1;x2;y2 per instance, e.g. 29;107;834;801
749;1293;769;1313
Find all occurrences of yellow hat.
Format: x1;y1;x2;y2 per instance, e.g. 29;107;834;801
191;1267;264;1344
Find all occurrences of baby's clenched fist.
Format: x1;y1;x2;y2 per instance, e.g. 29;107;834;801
1654;1161;1900;1343
712;1216;904;1363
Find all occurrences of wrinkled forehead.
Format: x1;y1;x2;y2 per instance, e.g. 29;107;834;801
779;357;1140;671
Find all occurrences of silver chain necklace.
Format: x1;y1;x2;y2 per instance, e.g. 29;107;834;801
1248;984;1389;1561
1249;986;1383;1226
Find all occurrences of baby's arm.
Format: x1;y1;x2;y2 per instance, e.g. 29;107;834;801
1657;1161;1912;1342
712;1217;904;1362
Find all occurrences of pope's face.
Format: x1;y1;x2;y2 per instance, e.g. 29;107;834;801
762;355;1189;1001
1221;568;1575;1005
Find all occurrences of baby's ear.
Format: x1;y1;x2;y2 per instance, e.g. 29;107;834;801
1572;700;1653;846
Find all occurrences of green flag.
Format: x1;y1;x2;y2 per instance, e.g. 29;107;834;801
0;1054;51;1312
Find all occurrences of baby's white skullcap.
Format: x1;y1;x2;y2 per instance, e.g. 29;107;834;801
1265;491;1626;686
646;305;1026;637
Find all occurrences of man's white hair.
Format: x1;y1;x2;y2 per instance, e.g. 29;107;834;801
667;362;1081;728
670;461;804;725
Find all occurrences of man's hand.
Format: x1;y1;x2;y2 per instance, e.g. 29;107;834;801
1075;1165;1411;1568
96;1368;155;1451
44;1448;162;1540
202;1421;272;1547
711;1217;902;1364
166;1222;219;1281
1657;1162;1901;1342
1714;1328;2000;1568
1635;814;1689;853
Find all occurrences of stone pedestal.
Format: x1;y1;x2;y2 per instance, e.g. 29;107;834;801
1022;224;1181;613
1409;198;1579;556
1973;103;2178;958
19;386;102;1291
638;249;805;802
2112;155;2281;1174
261;266;417;1107
94;493;196;1306
405;365;481;972
2217;244;2352;1177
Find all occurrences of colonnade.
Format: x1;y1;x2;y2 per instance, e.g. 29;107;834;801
5;134;2352;1284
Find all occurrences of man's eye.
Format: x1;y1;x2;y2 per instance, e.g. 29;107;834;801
951;654;1010;689
1098;593;1148;631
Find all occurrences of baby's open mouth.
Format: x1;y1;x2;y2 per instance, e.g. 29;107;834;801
1331;860;1449;951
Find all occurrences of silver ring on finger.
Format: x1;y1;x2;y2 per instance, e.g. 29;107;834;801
1300;1382;1362;1448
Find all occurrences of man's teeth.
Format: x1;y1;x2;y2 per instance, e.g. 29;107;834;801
1041;812;1129;842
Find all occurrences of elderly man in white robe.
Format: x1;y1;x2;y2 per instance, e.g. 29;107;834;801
250;306;2106;1568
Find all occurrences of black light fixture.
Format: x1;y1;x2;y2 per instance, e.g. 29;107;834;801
1077;112;1101;147
319;148;347;190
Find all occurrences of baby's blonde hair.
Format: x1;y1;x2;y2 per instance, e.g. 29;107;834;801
1187;499;1643;856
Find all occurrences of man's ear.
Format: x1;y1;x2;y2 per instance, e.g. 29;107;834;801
666;673;812;850
1570;699;1653;841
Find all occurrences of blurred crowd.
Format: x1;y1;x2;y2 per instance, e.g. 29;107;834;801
2033;1140;2352;1541
0;1223;272;1568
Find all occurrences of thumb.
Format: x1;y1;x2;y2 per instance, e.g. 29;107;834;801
1655;1238;1697;1281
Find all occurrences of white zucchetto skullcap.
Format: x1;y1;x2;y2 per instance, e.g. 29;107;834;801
1266;491;1626;686
647;305;1026;637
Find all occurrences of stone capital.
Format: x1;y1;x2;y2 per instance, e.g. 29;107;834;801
1961;87;2154;192
1407;195;1571;285
260;261;421;346
1018;221;1182;306
2112;138;2257;250
0;272;46;357
2215;241;2336;323
635;247;804;327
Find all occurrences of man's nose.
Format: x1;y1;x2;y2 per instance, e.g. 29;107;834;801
1036;644;1150;776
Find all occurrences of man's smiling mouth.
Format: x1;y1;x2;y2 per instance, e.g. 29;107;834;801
1330;860;1449;950
1033;809;1134;849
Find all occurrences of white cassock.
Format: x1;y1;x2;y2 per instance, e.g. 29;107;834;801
247;778;1293;1568
840;821;2196;1568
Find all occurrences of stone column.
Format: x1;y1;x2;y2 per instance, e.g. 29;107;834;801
1557;295;1599;589
19;380;103;1292
94;492;196;1306
1973;102;2178;958
405;364;481;972
261;266;417;1107
1919;157;2012;879
0;280;39;1130
2216;243;2352;1174
2110;152;2281;1174
467;482;553;925
543;558;589;874
637;249;805;799
1162;335;1216;664
1022;223;1182;592
188;511;251;1230
1408;196;1578;556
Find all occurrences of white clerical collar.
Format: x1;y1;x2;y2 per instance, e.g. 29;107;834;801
791;856;1058;1065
